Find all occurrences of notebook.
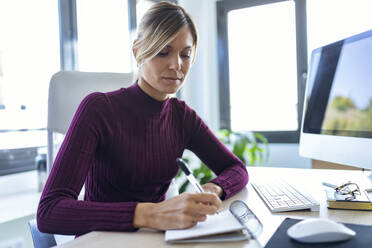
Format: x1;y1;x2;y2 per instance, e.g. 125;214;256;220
325;189;372;210
165;210;250;243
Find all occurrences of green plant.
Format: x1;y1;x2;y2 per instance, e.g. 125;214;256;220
176;129;269;193
176;161;214;194
217;129;269;166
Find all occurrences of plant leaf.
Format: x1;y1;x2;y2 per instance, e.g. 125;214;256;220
179;181;189;194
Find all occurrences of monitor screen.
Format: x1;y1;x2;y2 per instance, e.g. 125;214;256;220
300;29;372;170
303;31;372;138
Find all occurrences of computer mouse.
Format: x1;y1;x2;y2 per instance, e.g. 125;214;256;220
287;218;356;243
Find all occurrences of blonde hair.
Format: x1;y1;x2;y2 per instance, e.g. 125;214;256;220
133;1;198;66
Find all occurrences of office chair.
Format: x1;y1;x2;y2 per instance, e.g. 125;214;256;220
28;219;57;248
44;71;177;243
44;71;133;244
47;71;134;174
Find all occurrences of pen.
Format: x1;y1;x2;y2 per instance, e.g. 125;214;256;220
322;182;338;189
176;158;204;193
176;158;219;214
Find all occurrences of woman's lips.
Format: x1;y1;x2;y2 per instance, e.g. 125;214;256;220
163;77;182;82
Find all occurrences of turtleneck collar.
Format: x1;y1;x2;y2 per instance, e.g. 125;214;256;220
124;81;170;114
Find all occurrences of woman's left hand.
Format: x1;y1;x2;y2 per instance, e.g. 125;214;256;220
202;183;223;198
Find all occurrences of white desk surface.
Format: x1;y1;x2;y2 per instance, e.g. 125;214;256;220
55;167;372;248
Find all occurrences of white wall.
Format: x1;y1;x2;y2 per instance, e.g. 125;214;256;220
179;0;311;168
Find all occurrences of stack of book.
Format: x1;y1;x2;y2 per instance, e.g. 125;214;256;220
325;189;372;210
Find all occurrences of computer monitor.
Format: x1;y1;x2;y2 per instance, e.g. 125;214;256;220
299;29;372;171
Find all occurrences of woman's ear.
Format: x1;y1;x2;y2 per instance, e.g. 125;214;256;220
132;46;138;61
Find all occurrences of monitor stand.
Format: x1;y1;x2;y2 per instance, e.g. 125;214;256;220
312;159;361;170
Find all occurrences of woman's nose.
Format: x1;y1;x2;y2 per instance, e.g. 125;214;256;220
169;55;182;70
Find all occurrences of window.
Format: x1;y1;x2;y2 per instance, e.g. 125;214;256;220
0;0;60;131
218;0;372;143
135;0;178;29
0;0;59;175
228;2;298;132
217;0;307;143
307;0;372;55
136;0;154;25
1;0;143;176
76;0;132;72
75;0;176;73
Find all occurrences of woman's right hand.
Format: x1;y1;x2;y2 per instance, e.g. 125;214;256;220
133;192;222;230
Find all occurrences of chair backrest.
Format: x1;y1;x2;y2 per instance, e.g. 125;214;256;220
47;71;133;173
28;219;57;248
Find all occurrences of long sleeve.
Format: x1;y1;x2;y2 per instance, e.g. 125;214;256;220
182;104;249;199
37;93;138;235
37;82;248;236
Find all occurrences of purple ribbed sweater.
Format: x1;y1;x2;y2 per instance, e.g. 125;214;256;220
37;82;248;235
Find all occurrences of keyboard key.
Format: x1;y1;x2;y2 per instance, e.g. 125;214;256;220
251;179;320;213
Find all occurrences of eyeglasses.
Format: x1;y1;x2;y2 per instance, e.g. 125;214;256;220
334;182;361;200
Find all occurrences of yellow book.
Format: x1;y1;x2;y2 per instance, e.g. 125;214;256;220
325;189;372;210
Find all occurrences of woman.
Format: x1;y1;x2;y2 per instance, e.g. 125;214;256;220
37;2;248;235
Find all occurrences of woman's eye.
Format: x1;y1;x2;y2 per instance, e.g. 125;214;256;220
181;54;191;59
157;52;168;57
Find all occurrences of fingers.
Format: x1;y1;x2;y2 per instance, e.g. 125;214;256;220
142;193;221;230
186;201;218;215
184;212;208;227
188;192;222;209
202;182;223;197
190;213;207;222
166;211;207;230
180;192;222;215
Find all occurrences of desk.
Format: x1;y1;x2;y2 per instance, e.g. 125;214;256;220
55;167;372;248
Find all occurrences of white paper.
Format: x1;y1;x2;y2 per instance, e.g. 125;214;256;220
165;210;245;242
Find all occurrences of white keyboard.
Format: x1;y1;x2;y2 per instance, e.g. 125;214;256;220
251;178;320;213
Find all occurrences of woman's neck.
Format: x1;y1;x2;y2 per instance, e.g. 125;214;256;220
138;78;168;102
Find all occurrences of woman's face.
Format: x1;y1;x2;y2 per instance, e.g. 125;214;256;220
137;26;194;101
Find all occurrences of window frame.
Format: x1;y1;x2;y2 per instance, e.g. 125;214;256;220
217;0;308;143
0;0;61;176
0;0;140;176
60;0;178;70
